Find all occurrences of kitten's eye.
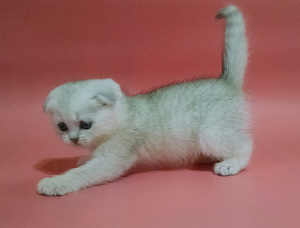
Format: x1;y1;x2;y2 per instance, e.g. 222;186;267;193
80;121;92;130
57;122;68;132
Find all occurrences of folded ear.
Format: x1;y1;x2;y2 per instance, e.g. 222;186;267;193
90;79;122;105
92;90;117;105
43;86;61;113
43;94;56;113
43;100;49;112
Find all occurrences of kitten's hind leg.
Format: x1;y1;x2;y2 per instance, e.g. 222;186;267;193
214;157;247;176
199;129;252;176
214;139;253;176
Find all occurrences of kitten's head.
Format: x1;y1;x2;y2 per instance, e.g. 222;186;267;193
44;79;124;148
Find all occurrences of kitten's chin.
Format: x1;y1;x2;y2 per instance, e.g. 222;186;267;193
73;143;82;147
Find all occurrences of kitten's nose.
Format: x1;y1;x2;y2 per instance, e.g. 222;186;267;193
70;137;79;144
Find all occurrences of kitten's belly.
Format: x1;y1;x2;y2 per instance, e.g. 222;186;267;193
136;136;200;166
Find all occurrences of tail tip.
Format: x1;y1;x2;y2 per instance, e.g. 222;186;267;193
216;5;240;19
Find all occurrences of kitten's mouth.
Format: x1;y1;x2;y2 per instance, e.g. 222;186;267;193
70;138;83;146
73;141;91;147
67;138;91;147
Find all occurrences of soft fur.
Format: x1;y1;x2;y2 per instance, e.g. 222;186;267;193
38;6;252;196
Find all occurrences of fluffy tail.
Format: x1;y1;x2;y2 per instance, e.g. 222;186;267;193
216;6;248;87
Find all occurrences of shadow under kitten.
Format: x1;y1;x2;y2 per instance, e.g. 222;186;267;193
34;156;214;176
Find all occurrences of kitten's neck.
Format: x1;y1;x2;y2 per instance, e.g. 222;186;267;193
123;94;159;133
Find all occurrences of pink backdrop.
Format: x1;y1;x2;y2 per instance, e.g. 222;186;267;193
1;0;299;227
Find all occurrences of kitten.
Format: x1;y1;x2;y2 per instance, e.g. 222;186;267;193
38;5;252;196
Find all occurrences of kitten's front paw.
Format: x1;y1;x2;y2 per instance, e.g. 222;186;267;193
37;176;74;196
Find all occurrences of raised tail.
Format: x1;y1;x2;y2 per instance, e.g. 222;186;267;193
217;6;248;87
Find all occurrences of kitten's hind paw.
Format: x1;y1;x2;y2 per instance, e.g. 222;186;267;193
214;159;243;176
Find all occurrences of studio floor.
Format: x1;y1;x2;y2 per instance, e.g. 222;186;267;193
1;1;299;227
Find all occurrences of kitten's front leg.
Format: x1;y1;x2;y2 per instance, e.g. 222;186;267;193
38;145;136;196
77;154;92;167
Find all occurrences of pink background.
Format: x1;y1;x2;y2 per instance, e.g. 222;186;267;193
1;0;299;227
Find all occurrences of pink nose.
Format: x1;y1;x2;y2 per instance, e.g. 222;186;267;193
70;138;79;143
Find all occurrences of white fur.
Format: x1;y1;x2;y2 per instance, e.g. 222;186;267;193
38;6;252;196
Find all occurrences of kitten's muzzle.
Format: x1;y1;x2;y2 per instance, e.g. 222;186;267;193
70;137;79;144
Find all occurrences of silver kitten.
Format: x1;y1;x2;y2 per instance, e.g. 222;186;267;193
38;6;252;196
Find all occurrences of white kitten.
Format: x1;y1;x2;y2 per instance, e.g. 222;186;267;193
38;6;252;196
